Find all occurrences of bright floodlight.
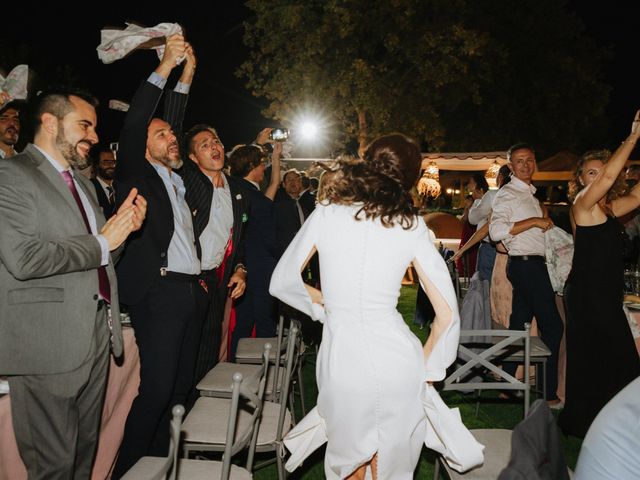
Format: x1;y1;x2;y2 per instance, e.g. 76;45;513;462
300;121;318;140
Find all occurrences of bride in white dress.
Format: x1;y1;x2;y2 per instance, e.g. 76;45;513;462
270;134;482;479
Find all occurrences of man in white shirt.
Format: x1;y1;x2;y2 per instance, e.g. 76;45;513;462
467;173;495;280
489;143;564;406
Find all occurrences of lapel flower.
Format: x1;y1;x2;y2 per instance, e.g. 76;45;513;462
235;193;242;200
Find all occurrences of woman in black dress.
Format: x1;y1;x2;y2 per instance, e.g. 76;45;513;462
561;111;640;437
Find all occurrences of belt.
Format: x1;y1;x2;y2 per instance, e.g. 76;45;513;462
509;255;545;262
160;271;200;282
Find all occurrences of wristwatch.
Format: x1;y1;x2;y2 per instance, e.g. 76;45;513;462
234;263;248;274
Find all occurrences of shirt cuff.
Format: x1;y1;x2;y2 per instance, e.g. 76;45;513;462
147;72;168;90
95;235;110;266
174;82;191;94
489;222;514;242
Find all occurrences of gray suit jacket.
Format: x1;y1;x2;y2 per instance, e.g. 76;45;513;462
0;144;123;375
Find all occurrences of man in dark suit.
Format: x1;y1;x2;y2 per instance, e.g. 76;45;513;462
90;145;117;218
228;138;282;360
0;89;145;478
112;35;209;477
274;168;315;256
180;123;248;381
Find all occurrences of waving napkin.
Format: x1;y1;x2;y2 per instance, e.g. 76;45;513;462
0;65;28;100
97;22;183;64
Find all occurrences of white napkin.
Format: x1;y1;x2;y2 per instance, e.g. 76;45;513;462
97;22;184;64
109;99;130;112
0;65;29;100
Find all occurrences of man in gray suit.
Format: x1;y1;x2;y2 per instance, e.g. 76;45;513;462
0;89;146;479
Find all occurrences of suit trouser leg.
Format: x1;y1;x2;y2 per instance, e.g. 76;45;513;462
8;307;110;480
112;278;202;477
193;276;224;385
507;259;563;400
149;280;208;455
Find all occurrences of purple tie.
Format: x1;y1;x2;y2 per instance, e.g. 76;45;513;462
61;170;111;303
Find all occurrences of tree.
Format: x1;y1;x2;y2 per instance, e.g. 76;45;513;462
239;0;609;156
239;0;491;154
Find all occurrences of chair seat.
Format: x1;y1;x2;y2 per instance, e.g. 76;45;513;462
183;398;291;448
197;363;285;397
441;429;512;479
496;336;551;359
235;337;284;363
122;457;252;479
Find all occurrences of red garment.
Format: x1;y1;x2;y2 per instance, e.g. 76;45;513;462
216;229;255;362
456;220;478;276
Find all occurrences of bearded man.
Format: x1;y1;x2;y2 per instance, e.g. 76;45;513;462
0;88;146;478
111;35;209;477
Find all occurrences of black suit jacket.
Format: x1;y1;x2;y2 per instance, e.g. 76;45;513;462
90;178;115;219
114;80;180;305
274;188;315;257
163;90;248;287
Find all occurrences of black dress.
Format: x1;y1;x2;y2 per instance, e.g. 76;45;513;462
560;216;640;437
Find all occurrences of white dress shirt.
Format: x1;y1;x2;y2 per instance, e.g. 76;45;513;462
200;174;234;270
35;145;109;266
468;189;497;241
151;163;200;274
489;176;545;256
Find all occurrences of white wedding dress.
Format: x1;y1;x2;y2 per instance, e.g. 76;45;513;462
270;204;483;479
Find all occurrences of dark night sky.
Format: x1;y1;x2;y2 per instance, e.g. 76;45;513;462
3;2;639;156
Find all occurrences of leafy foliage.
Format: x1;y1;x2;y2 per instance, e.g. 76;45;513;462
239;0;609;155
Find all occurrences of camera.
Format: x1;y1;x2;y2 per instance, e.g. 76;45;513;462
269;128;290;142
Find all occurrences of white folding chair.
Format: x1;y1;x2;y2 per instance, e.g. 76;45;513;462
204;315;306;420
443;323;532;418
182;324;300;480
434;400;573;479
180;343;271;469
122;370;259;479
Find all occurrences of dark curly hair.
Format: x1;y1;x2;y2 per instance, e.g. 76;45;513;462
321;133;422;229
568;149;625;203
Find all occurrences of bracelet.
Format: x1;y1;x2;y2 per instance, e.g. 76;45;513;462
234;263;247;274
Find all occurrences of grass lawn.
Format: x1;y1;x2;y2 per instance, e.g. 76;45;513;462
252;285;583;479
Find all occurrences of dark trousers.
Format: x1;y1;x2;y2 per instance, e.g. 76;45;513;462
232;284;277;361
112;276;208;478
191;270;225;390
506;257;564;400
9;306;110;480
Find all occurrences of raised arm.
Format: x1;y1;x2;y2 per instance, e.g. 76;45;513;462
116;34;186;183
575;110;640;213
163;41;196;137
265;141;282;201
